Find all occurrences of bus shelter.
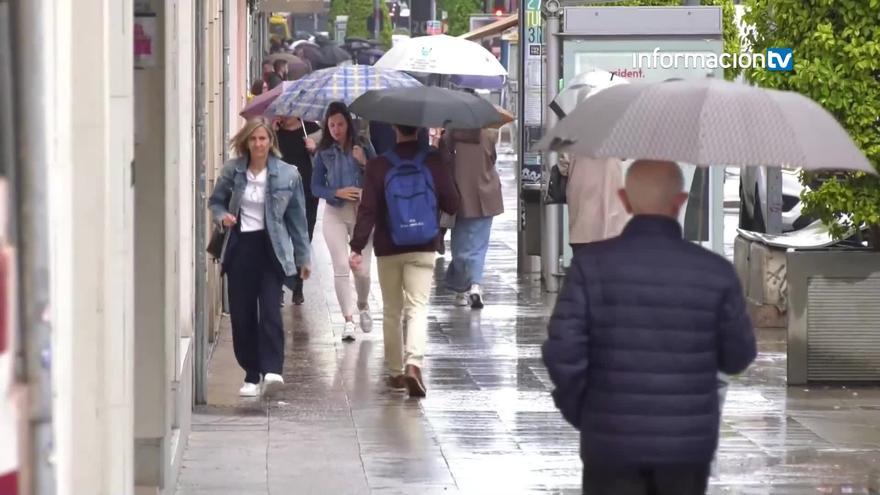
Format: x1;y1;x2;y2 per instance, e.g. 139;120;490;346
556;6;727;269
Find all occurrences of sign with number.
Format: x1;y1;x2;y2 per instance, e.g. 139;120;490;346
520;0;545;188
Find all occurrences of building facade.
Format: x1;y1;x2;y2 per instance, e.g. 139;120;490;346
2;0;256;493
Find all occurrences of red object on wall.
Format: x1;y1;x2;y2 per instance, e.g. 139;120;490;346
0;471;17;495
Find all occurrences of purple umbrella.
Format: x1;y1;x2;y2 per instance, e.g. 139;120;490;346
450;74;505;90
240;81;291;120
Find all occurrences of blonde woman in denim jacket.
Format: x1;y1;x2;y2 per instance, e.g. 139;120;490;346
311;102;376;342
209;117;311;398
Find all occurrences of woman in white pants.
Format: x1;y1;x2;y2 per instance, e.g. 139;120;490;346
311;102;376;341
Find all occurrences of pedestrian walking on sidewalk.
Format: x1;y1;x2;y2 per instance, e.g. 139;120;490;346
277;116;321;304
268;60;287;90
209;117;312;399
349;124;459;397
440;128;503;309
311;101;377;342
542;160;756;495
368;120;429;155
558;153;630;255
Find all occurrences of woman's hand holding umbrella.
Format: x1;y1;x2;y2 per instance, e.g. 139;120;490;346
352;145;366;166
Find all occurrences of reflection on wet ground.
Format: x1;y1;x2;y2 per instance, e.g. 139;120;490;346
177;149;880;494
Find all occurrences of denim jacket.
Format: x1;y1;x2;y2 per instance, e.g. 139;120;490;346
311;140;376;207
209;155;311;276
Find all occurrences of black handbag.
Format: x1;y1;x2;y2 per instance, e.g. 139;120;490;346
206;227;225;261
546;164;568;204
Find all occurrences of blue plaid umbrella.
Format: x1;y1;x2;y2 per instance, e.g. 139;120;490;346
267;65;422;121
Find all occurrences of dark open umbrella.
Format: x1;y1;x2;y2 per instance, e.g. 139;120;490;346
266;52;311;80
356;48;385;66
344;37;372;52
321;44;352;66
350;87;503;129
313;33;333;47
294;43;330;69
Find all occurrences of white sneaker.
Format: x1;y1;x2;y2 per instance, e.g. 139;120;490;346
342;321;356;342
469;284;484;309
454;293;469;307
359;308;373;333
261;373;284;398
238;382;260;397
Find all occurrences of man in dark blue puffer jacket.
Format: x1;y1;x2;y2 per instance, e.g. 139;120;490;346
543;160;757;495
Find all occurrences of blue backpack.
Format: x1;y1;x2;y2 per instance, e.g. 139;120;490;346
384;149;439;247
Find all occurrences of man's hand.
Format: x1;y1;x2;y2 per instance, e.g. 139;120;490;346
299;265;311;280
349;252;363;273
222;213;237;228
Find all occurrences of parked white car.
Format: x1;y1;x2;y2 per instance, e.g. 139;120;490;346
739;166;811;232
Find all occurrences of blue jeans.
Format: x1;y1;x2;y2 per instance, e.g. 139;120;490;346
445;216;493;293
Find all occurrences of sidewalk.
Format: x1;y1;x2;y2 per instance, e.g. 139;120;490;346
177;152;880;495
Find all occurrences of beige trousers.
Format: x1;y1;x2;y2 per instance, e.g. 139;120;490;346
376;252;436;376
322;201;373;317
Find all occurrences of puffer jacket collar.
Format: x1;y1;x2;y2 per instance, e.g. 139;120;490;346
622;215;683;239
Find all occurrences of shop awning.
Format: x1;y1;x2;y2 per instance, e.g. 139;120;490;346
459;14;518;41
260;0;325;14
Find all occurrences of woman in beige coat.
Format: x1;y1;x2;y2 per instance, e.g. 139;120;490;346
441;128;503;309
558;153;631;254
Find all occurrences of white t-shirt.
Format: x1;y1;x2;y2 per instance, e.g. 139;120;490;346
240;168;267;232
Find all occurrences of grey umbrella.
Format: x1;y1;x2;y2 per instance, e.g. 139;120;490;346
350;87;503;129
549;68;628;119
540;78;875;173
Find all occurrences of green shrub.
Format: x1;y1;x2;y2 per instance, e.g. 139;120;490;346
743;0;880;243
440;0;483;37
330;0;392;48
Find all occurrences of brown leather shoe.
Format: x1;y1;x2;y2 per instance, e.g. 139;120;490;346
404;364;426;397
387;375;407;391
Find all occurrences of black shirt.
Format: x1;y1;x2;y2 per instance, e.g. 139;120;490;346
277;122;321;197
267;72;284;90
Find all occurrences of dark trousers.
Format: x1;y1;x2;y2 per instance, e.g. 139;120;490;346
571;243;590;257
583;464;710;495
226;229;285;384
285;195;319;296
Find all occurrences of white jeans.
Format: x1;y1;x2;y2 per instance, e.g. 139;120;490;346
322;201;372;317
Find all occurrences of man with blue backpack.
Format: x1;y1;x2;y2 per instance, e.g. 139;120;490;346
349;123;459;397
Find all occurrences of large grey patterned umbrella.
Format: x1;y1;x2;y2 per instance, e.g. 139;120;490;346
539;78;875;173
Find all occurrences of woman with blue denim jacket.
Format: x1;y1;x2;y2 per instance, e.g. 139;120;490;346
312;102;377;342
209;118;311;398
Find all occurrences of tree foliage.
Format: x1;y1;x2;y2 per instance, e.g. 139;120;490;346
440;0;483;37
701;0;740;80
329;0;393;47
743;0;880;243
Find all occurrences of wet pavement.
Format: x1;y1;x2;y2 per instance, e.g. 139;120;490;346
177;148;880;494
